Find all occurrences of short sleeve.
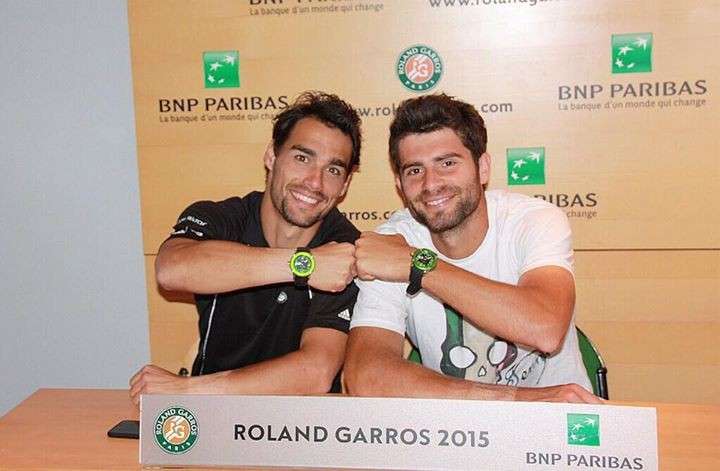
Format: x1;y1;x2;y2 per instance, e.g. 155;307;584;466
167;200;244;242
303;283;359;334
516;205;574;276
350;278;408;336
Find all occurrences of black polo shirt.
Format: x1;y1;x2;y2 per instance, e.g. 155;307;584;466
167;191;359;391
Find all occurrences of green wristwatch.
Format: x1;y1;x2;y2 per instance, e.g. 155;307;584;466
289;247;315;287
406;248;438;295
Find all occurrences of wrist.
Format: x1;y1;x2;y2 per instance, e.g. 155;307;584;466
406;248;438;295
289;247;315;287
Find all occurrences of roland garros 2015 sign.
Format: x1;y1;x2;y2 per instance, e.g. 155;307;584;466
154;406;199;454
397;45;443;92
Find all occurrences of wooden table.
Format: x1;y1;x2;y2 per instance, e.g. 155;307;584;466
0;389;717;470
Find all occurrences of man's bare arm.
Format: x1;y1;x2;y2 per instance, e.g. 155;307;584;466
422;263;575;354
129;327;347;404
355;232;574;354
156;238;355;294
343;326;601;404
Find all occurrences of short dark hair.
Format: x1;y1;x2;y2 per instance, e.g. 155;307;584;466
273;91;362;171
388;94;487;174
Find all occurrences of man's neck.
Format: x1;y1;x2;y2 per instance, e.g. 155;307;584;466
260;192;320;248
430;196;489;259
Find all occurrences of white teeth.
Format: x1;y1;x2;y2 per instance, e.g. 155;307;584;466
292;191;319;204
426;196;451;207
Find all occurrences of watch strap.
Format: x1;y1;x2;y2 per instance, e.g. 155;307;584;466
406;265;424;295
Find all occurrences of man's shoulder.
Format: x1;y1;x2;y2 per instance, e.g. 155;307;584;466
488;189;567;228
183;191;261;215
171;192;262;242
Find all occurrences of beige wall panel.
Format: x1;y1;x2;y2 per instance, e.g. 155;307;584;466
130;0;720;249
130;0;720;403
607;365;720;405
138;144;268;253
580;321;719;367
574;251;720;323
144;256;198;372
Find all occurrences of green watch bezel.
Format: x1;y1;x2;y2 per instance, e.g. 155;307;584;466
290;251;315;278
411;248;438;273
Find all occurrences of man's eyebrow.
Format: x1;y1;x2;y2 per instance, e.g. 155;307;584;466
329;158;349;169
400;160;422;172
290;144;316;157
400;152;462;171
433;152;462;162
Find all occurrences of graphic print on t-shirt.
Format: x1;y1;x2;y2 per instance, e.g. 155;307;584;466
439;304;548;386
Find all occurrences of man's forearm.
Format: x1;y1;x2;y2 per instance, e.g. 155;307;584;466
421;262;573;353
156;240;294;294
185;349;337;395
345;354;516;401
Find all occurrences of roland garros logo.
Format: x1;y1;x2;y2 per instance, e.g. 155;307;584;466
154;406;199;454
397;45;443;92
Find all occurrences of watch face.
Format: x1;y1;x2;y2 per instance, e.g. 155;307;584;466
290;252;315;277
412;248;438;272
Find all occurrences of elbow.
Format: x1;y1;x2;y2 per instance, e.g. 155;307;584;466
155;256;188;292
302;359;338;395
312;363;338;394
535;325;568;355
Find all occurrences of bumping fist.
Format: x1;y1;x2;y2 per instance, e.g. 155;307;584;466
354;232;414;282
310;242;357;292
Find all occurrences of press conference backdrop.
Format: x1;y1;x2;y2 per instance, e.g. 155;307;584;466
128;0;719;404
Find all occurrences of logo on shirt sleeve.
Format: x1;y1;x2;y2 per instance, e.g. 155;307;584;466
337;309;351;321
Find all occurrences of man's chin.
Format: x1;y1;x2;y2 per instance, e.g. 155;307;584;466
282;206;325;228
410;208;464;234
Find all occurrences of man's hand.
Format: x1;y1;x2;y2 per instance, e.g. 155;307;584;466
129;364;189;406
309;242;357;292
513;383;604;404
355;232;414;282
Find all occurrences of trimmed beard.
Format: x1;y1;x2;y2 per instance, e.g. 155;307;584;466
269;174;328;229
407;184;480;234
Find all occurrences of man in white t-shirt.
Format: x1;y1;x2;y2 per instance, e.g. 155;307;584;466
344;94;600;403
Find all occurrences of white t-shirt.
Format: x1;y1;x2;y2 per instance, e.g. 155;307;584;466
351;190;591;389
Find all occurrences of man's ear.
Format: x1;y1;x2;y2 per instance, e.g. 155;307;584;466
263;141;276;172
478;152;491;185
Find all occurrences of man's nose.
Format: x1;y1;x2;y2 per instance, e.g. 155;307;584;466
422;168;441;191
303;165;323;191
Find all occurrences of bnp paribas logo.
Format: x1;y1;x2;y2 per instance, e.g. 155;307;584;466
154;406;199;454
506;147;545;185
203;51;240;88
567;413;600;446
611;33;652;74
396;45;443;92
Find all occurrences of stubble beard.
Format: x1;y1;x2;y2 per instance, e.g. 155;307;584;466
408;184;481;234
270;174;329;229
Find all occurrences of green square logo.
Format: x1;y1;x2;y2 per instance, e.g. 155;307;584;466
203;51;240;88
567;413;600;446
506;147;545;185
612;33;652;74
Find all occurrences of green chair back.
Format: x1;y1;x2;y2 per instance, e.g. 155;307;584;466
575;327;609;399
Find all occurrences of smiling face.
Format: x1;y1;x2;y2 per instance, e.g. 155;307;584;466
265;117;353;229
395;127;490;234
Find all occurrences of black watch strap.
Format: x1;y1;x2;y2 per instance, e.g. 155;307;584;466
406;265;424;295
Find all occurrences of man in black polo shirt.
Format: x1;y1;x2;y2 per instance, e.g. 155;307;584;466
129;92;361;402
